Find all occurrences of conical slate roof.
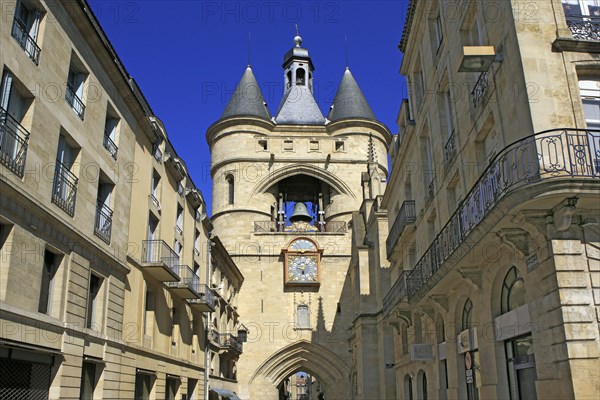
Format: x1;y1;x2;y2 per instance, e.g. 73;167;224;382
275;86;326;125
221;66;271;120
327;68;377;122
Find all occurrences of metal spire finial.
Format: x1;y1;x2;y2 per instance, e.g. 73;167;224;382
345;34;349;69
248;32;251;67
294;24;302;47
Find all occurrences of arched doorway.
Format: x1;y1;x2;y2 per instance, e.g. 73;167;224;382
249;341;350;399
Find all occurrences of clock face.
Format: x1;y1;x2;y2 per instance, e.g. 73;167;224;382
288;255;318;284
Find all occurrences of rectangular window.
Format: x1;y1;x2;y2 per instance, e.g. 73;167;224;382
334;140;345;152
309;140;319;151
134;372;152;400
52;134;79;216
194;229;201;256
165;377;178;400
257;139;268;151
0;69;32;177
103;109;119;159
95;177;113;244
38;250;58;314
11;0;42;64
66;58;87;119
150;170;161;209
187;378;197;400
143;288;155;337
79;361;96;400
86;274;102;329
176;205;183;234
283;139;294;151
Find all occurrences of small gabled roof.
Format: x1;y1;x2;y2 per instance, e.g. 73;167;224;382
221;66;271;120
327;68;377;122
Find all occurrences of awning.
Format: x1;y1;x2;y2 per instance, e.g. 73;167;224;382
210;387;240;400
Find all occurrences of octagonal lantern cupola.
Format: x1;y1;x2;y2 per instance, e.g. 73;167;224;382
275;30;326;125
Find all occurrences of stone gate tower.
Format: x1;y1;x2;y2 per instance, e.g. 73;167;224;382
206;34;392;399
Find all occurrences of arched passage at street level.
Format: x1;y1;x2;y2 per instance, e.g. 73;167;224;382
251;163;359;203
249;340;351;399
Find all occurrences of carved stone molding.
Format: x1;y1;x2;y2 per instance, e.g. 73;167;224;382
429;294;449;313
456;267;482;290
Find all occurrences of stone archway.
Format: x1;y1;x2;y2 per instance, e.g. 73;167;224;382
251;163;359;203
248;340;350;399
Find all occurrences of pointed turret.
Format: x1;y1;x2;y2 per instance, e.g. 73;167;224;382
221;66;271;120
275;32;325;125
327;68;377;122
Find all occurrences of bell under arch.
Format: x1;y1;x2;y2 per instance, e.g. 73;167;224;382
248;340;350;399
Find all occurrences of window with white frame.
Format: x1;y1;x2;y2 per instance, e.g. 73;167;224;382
12;0;43;64
562;0;600;16
103;106;119;159
66;55;87;119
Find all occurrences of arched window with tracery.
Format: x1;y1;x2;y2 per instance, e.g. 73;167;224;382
501;266;526;314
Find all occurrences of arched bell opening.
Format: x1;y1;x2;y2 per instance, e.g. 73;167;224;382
263;174;339;232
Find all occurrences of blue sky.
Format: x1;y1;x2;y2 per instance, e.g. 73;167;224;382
95;0;408;212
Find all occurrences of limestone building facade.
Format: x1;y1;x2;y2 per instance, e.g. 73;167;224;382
368;1;600;399
207;35;391;399
0;1;243;399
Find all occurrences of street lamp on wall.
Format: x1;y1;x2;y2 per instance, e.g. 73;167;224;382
458;46;498;72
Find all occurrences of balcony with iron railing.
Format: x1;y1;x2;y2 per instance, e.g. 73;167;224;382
254;220;347;233
208;328;242;353
0;106;30;177
65;84;85;119
51;160;78;216
188;284;216;312
103;134;118;159
11;18;41;65
386;200;416;257
443;131;457;170
471;71;489;108
167;265;203;299
219;333;243;353
141;240;180;282
565;14;600;41
94;202;113;244
384;128;600;309
382;271;408;318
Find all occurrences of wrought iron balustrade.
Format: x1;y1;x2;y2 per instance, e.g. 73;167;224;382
386;200;416;257
471;71;489;108
11;18;41;64
65;84;85;119
565;15;600;41
254;220;347;233
0;106;30;177
103;134;118;159
382;271;408;317
425;179;435;205
52;160;78;216
175;225;183;236
443;131;457;168
401;128;600;301
189;284;216;310
142;240;180;274
94;202;113;244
